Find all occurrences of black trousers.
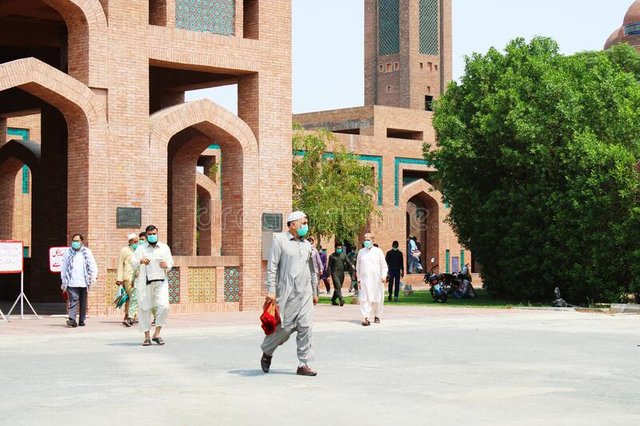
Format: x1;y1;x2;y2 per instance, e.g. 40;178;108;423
388;270;401;299
331;274;345;303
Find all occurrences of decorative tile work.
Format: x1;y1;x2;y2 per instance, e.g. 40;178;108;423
176;0;235;36
379;0;400;55
105;269;118;306
394;157;432;206
168;268;181;304
419;0;439;56
224;267;240;302
188;267;216;303
7;128;30;194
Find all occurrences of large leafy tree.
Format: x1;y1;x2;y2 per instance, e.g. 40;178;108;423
429;38;640;303
293;126;377;246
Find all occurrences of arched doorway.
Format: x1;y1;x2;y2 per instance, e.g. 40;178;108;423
401;180;441;275
149;99;261;309
0;58;108;303
0;0;108;87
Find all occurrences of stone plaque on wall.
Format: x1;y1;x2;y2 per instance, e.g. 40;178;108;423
262;213;283;232
116;207;142;229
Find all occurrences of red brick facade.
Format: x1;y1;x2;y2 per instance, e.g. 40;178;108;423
296;0;471;276
0;1;291;313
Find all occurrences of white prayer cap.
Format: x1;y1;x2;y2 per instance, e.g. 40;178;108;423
127;233;137;240
287;211;307;222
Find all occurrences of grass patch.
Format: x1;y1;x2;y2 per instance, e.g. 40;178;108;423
318;289;539;309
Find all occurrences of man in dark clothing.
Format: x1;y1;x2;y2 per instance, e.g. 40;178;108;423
328;241;354;306
385;241;404;302
347;246;358;293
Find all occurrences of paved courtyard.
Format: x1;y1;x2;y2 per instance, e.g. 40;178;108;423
1;305;639;426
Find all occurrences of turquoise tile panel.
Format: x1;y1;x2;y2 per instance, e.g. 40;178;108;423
176;0;235;35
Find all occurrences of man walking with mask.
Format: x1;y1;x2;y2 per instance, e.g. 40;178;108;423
131;225;173;346
356;233;388;326
385;241;404;302
328;241;353;306
260;211;319;376
61;234;98;327
116;233;139;326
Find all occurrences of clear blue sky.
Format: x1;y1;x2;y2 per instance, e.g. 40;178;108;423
188;0;633;114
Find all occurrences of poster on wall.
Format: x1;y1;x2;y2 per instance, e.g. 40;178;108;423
0;241;23;274
49;247;68;273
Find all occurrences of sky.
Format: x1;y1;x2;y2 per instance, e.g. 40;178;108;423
187;0;634;114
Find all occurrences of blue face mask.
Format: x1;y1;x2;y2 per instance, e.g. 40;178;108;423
147;234;158;244
364;241;373;249
336;249;343;254
297;224;309;237
131;243;139;251
71;241;82;250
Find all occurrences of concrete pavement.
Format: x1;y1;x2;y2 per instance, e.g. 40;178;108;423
1;305;639;425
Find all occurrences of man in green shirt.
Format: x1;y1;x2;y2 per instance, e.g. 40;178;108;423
328;241;354;306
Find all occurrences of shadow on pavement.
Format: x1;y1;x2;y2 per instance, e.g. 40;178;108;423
228;369;295;377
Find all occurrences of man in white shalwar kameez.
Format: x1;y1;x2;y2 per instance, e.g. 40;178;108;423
260;211;319;376
131;225;174;346
356;233;388;326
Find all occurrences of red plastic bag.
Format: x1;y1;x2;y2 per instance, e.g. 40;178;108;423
260;300;281;335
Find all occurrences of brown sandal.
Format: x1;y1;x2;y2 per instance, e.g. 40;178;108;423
142;339;151;346
361;318;371;326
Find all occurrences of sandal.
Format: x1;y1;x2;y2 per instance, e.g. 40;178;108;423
361;319;371;326
122;320;131;327
142;339;151;346
152;337;165;346
127;318;134;326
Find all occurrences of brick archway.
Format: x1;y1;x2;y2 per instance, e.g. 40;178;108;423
196;173;221;256
0;140;41;240
41;0;109;87
401;179;442;274
150;99;261;310
0;57;108;301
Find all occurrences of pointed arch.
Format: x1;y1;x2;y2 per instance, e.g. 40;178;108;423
150;99;260;309
42;0;109;86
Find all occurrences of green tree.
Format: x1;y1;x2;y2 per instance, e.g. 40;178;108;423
429;38;640;304
293;126;378;246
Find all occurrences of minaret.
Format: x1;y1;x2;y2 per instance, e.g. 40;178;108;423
364;0;452;110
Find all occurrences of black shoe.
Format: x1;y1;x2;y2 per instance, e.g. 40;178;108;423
78;321;86;327
339;300;345;306
374;317;380;324
331;301;339;306
66;319;78;328
388;296;392;302
394;297;398;302
261;353;272;373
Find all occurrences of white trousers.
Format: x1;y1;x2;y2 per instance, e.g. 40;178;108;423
360;299;384;320
138;281;169;332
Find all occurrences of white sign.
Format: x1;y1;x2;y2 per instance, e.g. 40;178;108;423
0;241;23;274
49;247;68;273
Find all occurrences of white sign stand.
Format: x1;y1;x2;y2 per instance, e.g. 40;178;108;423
0;241;39;320
7;271;40;320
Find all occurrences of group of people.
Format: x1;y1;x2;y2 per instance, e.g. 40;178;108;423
60;225;174;347
57;211;418;376
261;211;419;376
